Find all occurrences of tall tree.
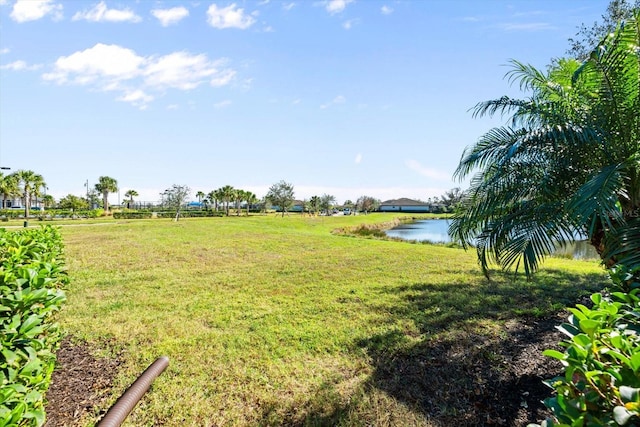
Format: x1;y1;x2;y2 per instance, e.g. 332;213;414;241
450;12;640;280
567;0;639;60
12;170;45;218
356;195;380;214
0;172;19;209
195;191;205;206
320;194;336;215
266;180;295;217
95;176;118;214
163;184;191;221
206;190;218;212
58;194;89;210
219;185;235;216
244;191;257;216
124;189;138;209
309;196;321;215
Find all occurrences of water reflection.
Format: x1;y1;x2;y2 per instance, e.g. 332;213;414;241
384;219;599;260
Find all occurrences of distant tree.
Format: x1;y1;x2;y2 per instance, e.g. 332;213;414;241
356;195;380;214
95;176;118;214
309;195;321;215
87;189;101;209
163;184;191;221
233;189;245;216
196;191;205;206
58;194;89;210
244;191;257;216
566;0;639;60
206;190;219;211
12;170;46;218
438;187;465;210
41;194;55;210
219;185;235;216
124;189;138;209
320;194;336;214
0;172;19;209
266;180;295;217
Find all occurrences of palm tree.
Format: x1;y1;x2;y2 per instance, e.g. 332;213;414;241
124;189;138;209
234;189;244;216
95;176;118;214
195;191;205;208
0;172;19;209
42;194;55;210
219;185;235;216
450;12;640;281
244;191;257;216
206;190;217;212
12;170;46;218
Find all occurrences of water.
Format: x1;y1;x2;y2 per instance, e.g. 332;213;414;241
385;219;599;260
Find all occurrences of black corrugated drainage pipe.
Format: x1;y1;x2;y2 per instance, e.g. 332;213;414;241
96;356;169;427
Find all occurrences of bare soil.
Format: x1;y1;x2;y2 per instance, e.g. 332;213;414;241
43;315;563;427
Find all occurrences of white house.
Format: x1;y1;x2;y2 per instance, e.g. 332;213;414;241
379;198;431;213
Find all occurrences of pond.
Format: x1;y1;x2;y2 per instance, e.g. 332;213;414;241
384;219;599;260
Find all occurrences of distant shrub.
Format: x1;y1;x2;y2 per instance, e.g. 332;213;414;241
113;211;153;219
0;226;68;426
531;270;640;427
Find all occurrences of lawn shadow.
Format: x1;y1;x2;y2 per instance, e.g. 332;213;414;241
354;269;607;426
265;269;608;426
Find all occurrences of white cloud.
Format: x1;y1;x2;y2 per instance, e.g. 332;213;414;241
151;6;189;26
144;52;230;90
325;0;352;15
320;95;346;109
354;153;362;164
499;22;554;31
43;44;144;84
381;5;393;15
117;90;154;109
405;160;451;181
1;48;11;55
42;43;236;108
207;3;256;29
1;60;42;71
10;0;62;23
342;19;356;30
283;2;296;11
213;99;232;109
72;1;141;23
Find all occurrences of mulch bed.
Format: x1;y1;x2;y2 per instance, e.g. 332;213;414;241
43;336;122;427
43;316;564;426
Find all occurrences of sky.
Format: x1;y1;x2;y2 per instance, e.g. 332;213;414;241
0;0;611;205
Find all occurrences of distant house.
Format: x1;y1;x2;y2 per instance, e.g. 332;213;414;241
379;198;431;213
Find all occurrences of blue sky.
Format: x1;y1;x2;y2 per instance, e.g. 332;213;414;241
0;0;609;204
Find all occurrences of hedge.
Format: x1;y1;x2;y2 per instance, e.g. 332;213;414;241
0;226;68;426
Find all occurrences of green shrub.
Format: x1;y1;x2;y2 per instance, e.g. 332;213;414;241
530;275;640;426
113;211;153;219
0;226;68;426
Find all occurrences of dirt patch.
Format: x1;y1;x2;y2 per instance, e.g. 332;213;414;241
43;336;122;427
364;314;565;426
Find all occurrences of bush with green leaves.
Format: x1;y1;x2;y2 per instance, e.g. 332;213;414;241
113;211;153;219
0;226;68;426
530;269;640;427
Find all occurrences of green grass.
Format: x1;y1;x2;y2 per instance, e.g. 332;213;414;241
55;214;608;426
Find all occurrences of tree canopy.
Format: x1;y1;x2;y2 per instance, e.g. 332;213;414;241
266;180;295;217
450;11;640;281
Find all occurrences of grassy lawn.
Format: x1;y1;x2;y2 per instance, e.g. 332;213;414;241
55;214;608;426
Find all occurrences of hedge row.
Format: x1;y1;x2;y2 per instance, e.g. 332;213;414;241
155;210;225;218
0;226;68;426
0;209;103;220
